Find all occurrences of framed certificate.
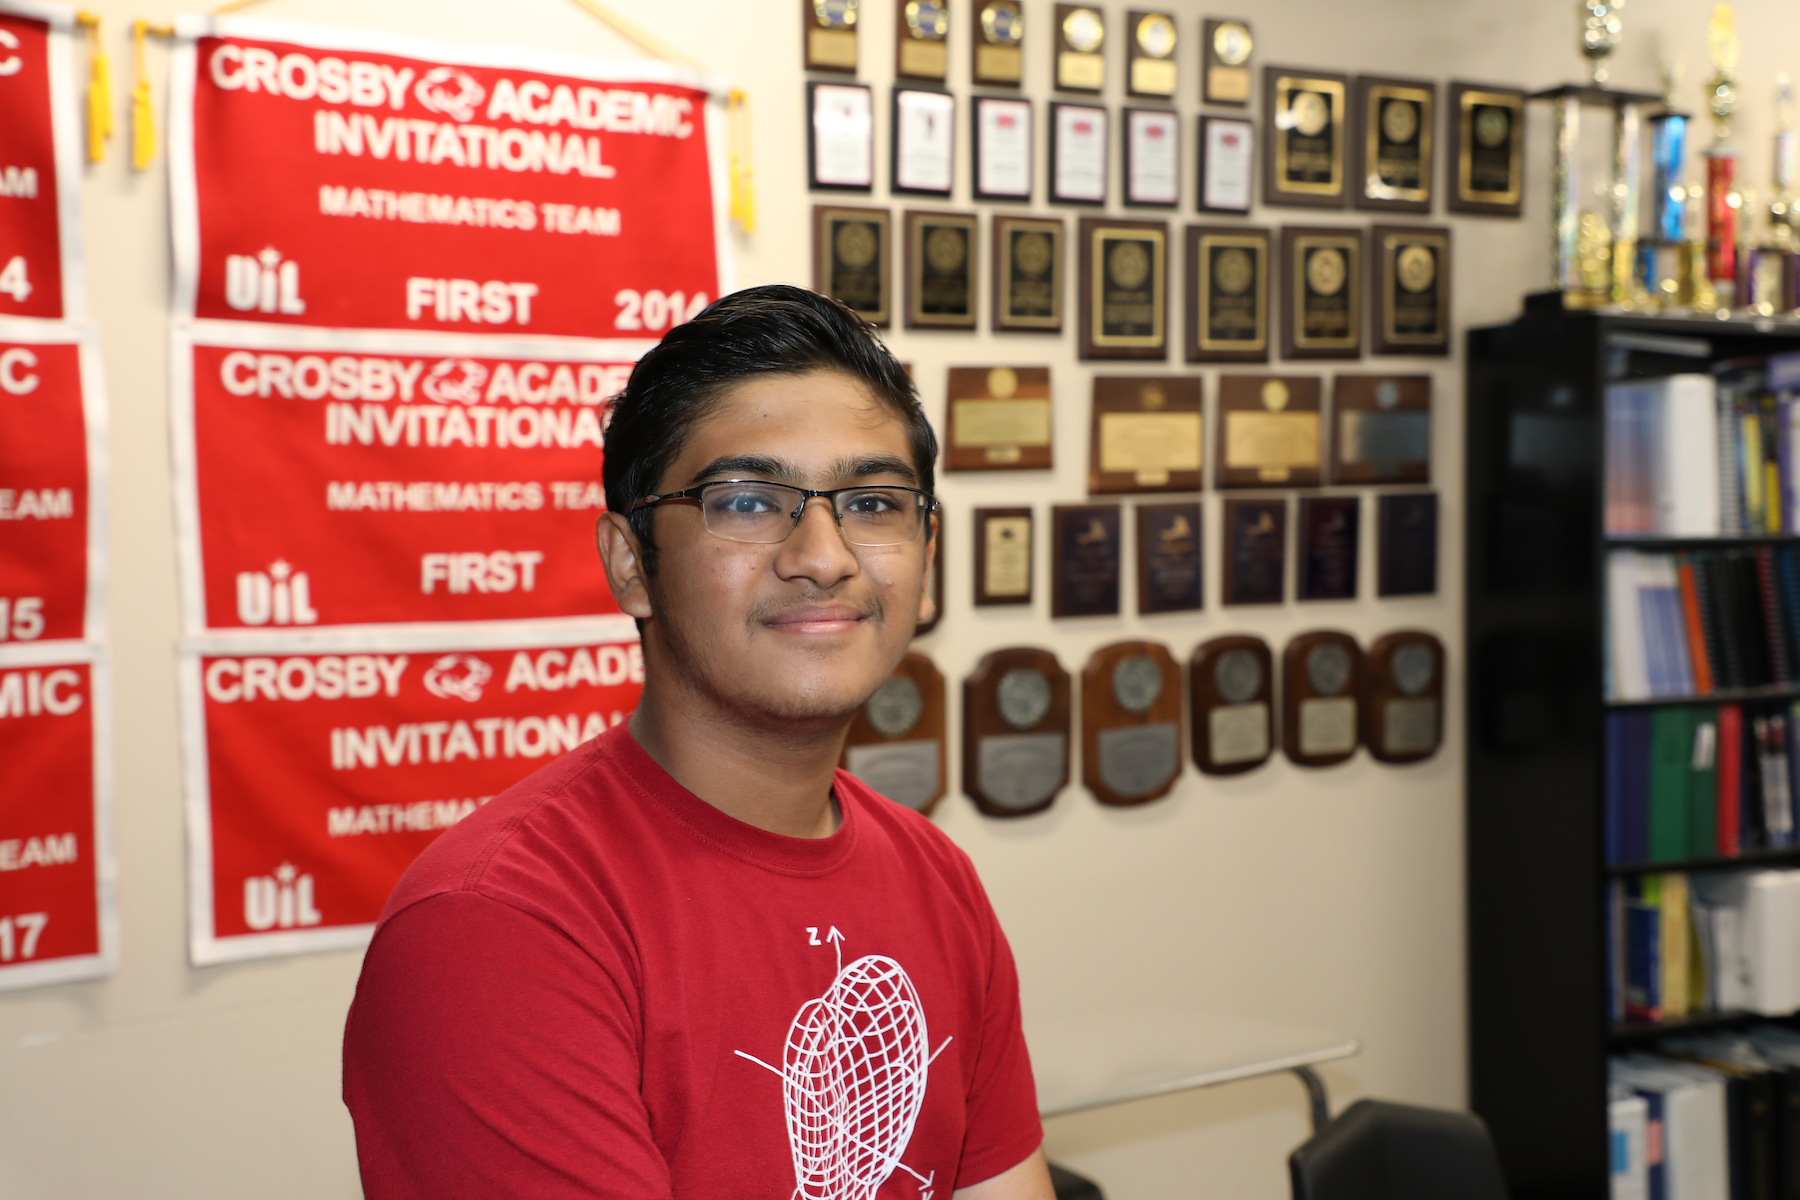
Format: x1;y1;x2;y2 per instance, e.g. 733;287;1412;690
1051;504;1123;617
1296;495;1359;601
841;653;948;814
892;88;955;196
1202;19;1253;107
896;0;950;80
1054;4;1106;93
1078;217;1167;360
1221;497;1286;606
992;215;1064;331
1184;224;1269;362
1262;66;1348;208
803;0;859;73
812;205;891;326
1123;108;1180;207
972;0;1025;86
1050;102;1108;205
1370;224;1451;355
903;209;977;330
808;82;875;191
1136;501;1202;614
946;366;1053;469
1350;75;1435;212
974;507;1033;605
1216;373;1322;489
1446;82;1524;216
1126;10;1178;99
973;96;1033;201
1279;225;1362;359
1331;373;1431;485
1197;116;1254;214
1088;375;1202;493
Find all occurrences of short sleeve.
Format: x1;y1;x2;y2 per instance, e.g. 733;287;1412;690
952;890;1045;1189
343;891;672;1200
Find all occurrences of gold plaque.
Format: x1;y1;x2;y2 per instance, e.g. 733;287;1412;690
1264;68;1348;207
903;209;977;330
1080;218;1168;359
1372;224;1450;355
1088;375;1204;492
1352;77;1434;211
1203;18;1253;106
1127;10;1177;98
805;0;859;72
1279;226;1362;359
1216;374;1323;488
974;0;1024;85
993;215;1064;331
813;205;890;327
946;366;1054;471
1056;4;1105;92
1186;224;1270;362
1449;83;1524;212
898;0;950;80
977;509;1034;602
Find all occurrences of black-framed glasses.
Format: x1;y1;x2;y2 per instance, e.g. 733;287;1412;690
629;480;938;546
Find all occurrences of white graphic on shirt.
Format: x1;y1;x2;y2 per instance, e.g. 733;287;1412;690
735;927;953;1200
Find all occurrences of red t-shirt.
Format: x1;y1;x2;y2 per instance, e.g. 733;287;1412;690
343;723;1042;1199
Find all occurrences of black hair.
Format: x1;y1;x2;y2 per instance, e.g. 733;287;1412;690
602;284;936;570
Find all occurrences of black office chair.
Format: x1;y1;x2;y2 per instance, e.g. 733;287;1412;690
1048;1161;1104;1200
1289;1099;1509;1200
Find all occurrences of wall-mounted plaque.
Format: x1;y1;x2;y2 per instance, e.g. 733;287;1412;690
1364;630;1444;764
963;647;1071;816
1263;67;1347;208
974;506;1033;605
897;0;950;80
1377;491;1437;596
1216;374;1322;488
809;82;875;191
946;366;1052;469
1082;641;1183;805
1350;76;1434;212
812;205;891;326
1296;495;1359;601
1054;4;1105;93
1282;630;1364;767
916;514;944;634
1088;375;1202;493
1370;224;1451;356
1124;108;1180;207
992;215;1063;331
1221;497;1286;605
893;89;956;195
1331;374;1431;485
804;0;859;73
1050;102;1108;205
1051;503;1122;617
1185;224;1268;362
1446;82;1524;216
1190;634;1273;774
1078;218;1168;360
903;209;977;330
1197;116;1254;214
1201;18;1253;107
1280;226;1362;359
1126;10;1178;99
974;97;1033;201
842;653;948;814
1137;501;1201;613
972;0;1025;86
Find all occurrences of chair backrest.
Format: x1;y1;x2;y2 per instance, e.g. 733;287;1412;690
1289;1099;1510;1200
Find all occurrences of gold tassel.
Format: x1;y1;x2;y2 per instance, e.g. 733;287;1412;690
131;20;155;170
78;13;112;163
728;89;755;235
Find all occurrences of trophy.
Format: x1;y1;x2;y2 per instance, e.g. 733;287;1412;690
1639;60;1689;306
1748;76;1800;314
1702;1;1740;307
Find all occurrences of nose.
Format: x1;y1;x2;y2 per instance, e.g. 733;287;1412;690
772;495;860;588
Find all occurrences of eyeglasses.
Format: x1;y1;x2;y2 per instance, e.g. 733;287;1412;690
629;480;938;547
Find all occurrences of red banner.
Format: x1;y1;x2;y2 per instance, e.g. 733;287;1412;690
183;629;641;962
0;4;77;322
170;17;730;339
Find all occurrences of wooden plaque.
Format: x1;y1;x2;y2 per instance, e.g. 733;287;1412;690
1051;503;1122;617
841;652;949;814
1377;491;1438;597
1125;10;1178;99
1201;18;1253;107
903;209;978;330
992;215;1063;331
1221;497;1286;605
1136;501;1201;613
1053;4;1105;93
1349;76;1435;213
1263;66;1348;208
1082;640;1183;805
1363;629;1445;764
1296;495;1359;601
1446;82;1524;216
1185;224;1269;362
1216;373;1322;489
1280;226;1362;359
1331;374;1431;485
812;205;891;327
972;0;1024;86
962;647;1072;817
945;366;1052;470
897;0;950;81
1078;217;1169;360
1088;375;1202;493
1281;630;1364;767
1190;634;1273;774
1370;224;1451;356
803;0;859;73
973;506;1033;605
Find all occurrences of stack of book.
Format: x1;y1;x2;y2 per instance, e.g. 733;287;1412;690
1608;869;1800;1024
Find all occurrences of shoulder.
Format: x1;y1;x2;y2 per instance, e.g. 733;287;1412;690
835;770;993;906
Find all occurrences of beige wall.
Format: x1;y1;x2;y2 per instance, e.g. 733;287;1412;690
4;0;1798;1196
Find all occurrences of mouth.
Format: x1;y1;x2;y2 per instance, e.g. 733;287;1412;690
761;603;872;636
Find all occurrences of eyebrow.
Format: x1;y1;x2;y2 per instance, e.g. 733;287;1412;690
687;453;920;488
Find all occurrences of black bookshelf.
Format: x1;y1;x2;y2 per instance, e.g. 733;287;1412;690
1466;312;1800;1199
1606;845;1800;877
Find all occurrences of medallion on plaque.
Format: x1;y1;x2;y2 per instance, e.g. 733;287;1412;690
1350;76;1435;212
1051;503;1122;617
1296;495;1359;601
1446;82;1525;216
974;97;1034;201
1216;374;1322;488
1264;67;1348;207
842;652;948;814
1054;4;1105;93
1088;375;1202;493
1079;218;1168;360
1185;224;1268;362
1280;226;1362;359
992;215;1063;330
963;647;1072;816
1136;501;1201;613
1364;630;1444;764
974;506;1033;605
1197;116;1255;214
973;0;1024;86
804;0;859;73
1082;641;1183;805
1370;225;1451;356
1377;491;1438;597
1282;630;1364;767
1202;18;1253;108
813;205;891;326
903;210;977;330
1331;374;1431;485
809;82;876;191
1190;634;1274;774
898;0;950;80
1221;497;1286;605
946;366;1052;470
1126;10;1178;99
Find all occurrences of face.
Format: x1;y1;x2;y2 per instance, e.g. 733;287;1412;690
600;370;935;726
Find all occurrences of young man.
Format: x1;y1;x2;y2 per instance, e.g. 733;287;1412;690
343;285;1052;1200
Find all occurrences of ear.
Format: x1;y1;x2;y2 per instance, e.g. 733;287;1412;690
915;516;938;626
596;511;654;620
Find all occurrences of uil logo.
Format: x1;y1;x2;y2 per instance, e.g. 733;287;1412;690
236;560;318;626
414;67;485;122
422;358;489;404
244;863;323;931
225;247;306;315
423;653;492;702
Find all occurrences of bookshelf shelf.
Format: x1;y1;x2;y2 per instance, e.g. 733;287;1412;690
1607;1008;1766;1046
1606;847;1800;876
1605;683;1800;710
1606;534;1800;548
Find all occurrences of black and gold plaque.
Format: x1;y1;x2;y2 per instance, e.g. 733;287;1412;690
946;365;1052;470
812;205;891;327
1262;66;1348;208
1052;503;1122;617
1279;225;1362;359
974;506;1033;605
1216;374;1322;489
903;209;977;330
1377;491;1437;597
1190;634;1273;774
1078;218;1167;360
1088;375;1202;493
973;0;1025;86
1296;495;1359;601
1185;224;1269;363
1350;76;1434;212
804;0;859;73
1054;4;1105;93
1281;630;1364;767
1222;497;1286;605
963;647;1071;817
1446;82;1524;216
1370;224;1450;355
842;653;948;814
1082;641;1183;806
1331;374;1431;485
1126;10;1178;99
1363;630;1445;764
1201;18;1253;107
992;215;1063;331
1137;501;1201;614
897;0;950;80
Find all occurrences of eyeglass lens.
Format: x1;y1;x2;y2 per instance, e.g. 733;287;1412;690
698;482;925;546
